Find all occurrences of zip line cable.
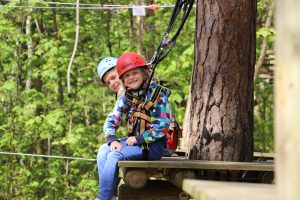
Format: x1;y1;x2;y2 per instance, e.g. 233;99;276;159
0;151;96;161
0;4;186;10
2;0;109;6
2;0;178;8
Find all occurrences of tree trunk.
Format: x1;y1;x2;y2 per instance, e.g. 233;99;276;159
25;14;33;90
106;11;113;55
145;0;156;61
189;0;256;161
276;0;300;199
135;0;146;56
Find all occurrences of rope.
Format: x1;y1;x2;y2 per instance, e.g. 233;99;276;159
0;151;96;161
67;0;80;97
145;0;194;92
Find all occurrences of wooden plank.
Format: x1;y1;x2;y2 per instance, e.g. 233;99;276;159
253;152;275;159
161;156;188;161
118;160;274;171
183;180;276;200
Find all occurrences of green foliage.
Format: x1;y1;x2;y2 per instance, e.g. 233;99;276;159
254;0;275;153
254;79;274;152
0;0;194;198
0;0;274;198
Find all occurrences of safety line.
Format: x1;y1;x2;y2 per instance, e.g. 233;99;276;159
2;0;176;7
0;151;96;161
0;5;176;10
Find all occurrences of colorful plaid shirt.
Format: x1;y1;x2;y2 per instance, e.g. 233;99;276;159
104;82;171;145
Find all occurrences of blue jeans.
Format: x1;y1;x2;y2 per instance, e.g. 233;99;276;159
97;137;166;200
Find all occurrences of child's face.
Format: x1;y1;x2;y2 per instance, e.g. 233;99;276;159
123;68;144;90
103;68;122;93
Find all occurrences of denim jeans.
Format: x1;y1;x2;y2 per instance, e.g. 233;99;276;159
97;137;166;200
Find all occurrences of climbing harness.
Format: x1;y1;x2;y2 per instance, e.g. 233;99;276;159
125;84;165;159
146;0;195;91
125;84;163;136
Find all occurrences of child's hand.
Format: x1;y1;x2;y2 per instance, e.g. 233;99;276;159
126;136;137;146
110;141;122;151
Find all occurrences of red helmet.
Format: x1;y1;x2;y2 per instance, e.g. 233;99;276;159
116;52;147;78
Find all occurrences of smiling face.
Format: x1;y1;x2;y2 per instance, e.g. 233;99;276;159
123;68;144;90
103;68;122;93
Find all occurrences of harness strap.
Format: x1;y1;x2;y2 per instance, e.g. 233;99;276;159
125;92;135;102
126;85;162;136
132;98;140;104
125;90;144;104
143;85;162;110
132;112;151;122
144;101;154;111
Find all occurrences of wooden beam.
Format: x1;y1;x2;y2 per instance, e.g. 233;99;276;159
253;152;275;159
166;169;196;189
182;180;276;200
121;168;147;189
276;0;300;199
119;160;274;171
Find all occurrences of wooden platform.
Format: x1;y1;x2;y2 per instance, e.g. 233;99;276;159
119;160;274;171
183;180;276;200
253;152;275;161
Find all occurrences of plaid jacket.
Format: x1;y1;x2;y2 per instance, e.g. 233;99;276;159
104;82;171;145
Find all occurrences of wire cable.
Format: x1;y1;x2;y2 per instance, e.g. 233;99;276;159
1;0;177;8
0;4;177;10
0;151;96;161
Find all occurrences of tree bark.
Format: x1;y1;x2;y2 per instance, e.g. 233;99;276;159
182;91;191;149
106;10;113;55
135;0;146;56
276;0;300;199
25;14;33;90
145;0;156;61
189;0;256;161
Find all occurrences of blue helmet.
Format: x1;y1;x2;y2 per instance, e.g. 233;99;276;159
97;57;118;81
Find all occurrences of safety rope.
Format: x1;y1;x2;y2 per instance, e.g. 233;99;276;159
67;0;80;98
0;151;96;161
145;0;195;92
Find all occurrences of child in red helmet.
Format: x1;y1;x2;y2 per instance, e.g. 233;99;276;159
97;52;171;200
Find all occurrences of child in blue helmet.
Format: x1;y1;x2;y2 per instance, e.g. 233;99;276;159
97;52;171;200
96;56;124;200
97;57;125;97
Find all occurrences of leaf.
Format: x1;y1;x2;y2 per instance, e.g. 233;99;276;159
1;81;16;91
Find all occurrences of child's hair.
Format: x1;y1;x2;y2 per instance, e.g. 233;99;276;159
141;68;150;82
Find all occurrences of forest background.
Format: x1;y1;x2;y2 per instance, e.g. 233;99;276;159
0;0;274;199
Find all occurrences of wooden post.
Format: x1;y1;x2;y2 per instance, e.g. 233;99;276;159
276;0;300;199
122;168;147;189
166;169;196;189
